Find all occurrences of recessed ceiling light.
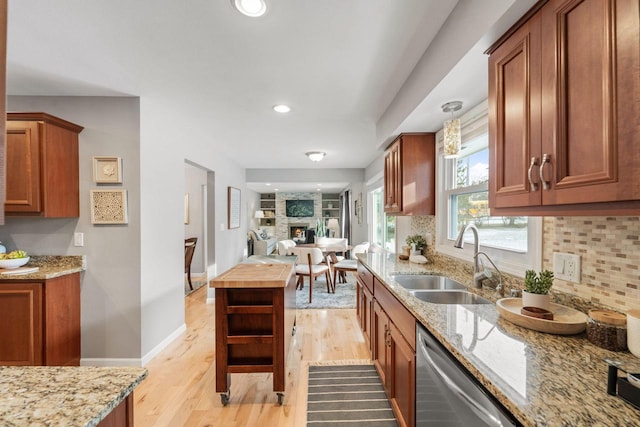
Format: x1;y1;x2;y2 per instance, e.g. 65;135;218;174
273;104;291;113
265;183;271;186
233;0;267;17
306;151;326;162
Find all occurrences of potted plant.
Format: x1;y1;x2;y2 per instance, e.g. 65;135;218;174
406;234;427;255
522;269;554;310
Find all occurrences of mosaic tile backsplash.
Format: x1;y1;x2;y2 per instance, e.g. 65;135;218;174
542;216;640;312
411;215;640;313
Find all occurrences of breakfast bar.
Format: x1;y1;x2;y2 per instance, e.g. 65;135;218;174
210;258;297;405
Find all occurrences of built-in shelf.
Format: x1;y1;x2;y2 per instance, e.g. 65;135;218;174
259;193;276;227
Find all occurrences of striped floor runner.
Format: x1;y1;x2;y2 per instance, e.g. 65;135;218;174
307;365;398;426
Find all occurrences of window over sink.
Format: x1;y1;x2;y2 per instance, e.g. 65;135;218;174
436;101;541;275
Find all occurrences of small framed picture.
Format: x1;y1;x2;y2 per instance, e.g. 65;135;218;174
228;187;241;229
90;189;128;224
93;156;123;184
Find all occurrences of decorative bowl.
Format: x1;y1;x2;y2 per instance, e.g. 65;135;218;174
0;257;30;269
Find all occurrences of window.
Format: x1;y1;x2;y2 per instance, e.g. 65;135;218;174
370;186;396;252
436;102;541;275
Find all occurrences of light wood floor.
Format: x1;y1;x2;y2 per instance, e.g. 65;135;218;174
134;279;371;426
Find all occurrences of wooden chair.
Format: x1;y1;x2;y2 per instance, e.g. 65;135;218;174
185;237;198;290
291;247;333;303
333;242;369;285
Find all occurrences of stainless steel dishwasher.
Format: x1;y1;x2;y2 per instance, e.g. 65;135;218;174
416;324;518;426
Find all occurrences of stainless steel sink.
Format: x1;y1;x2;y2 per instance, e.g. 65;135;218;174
391;274;467;291
410;290;492;305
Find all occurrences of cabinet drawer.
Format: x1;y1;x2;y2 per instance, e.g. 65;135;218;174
357;261;374;293
374;278;415;350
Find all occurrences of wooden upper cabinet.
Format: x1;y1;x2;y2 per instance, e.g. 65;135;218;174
5;113;84;217
489;11;542;210
489;0;640;215
383;133;435;216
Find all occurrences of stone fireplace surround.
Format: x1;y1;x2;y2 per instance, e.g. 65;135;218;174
289;224;308;240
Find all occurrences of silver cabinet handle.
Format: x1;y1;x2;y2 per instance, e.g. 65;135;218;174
527;157;539;191
539;153;551;190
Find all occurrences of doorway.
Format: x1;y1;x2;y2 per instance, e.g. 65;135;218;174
184;161;215;295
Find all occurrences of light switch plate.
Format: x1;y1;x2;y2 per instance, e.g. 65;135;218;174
74;232;84;247
553;252;581;283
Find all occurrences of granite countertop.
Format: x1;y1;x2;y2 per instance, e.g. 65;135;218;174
359;252;640;427
0;366;147;426
0;255;86;280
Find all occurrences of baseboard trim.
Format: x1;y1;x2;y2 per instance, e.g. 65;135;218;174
81;358;143;367
80;323;187;367
141;323;187;366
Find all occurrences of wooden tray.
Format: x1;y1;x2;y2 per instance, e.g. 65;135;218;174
496;298;588;335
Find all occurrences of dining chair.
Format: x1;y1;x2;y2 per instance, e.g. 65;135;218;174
277;239;297;255
332;242;369;285
290;247;333;303
185;237;198;290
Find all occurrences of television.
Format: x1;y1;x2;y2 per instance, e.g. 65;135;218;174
285;199;314;217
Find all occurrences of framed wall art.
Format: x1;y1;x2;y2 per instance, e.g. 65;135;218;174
93;156;123;184
90;189;128;224
228;186;241;229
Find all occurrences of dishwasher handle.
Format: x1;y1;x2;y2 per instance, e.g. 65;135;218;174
419;337;504;427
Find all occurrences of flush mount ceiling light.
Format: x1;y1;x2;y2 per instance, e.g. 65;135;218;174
442;101;463;159
273;104;291;113
233;0;267;17
306;151;326;162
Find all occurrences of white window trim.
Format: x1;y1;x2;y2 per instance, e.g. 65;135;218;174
435;101;542;277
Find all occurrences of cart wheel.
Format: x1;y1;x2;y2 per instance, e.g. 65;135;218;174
220;390;230;406
277;392;284;405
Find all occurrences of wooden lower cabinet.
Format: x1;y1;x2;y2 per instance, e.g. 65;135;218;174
389;321;415;427
356;275;373;352
358;261;416;427
373;300;415;427
0;273;80;366
97;394;134;427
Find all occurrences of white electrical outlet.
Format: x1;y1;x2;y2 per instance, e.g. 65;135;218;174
553;252;581;283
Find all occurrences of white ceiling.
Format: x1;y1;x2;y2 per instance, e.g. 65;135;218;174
5;0;537;193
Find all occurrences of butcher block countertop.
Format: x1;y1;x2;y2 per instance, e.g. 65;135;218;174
210;260;296;288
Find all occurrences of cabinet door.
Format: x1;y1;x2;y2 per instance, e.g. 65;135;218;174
384;139;401;213
389;321;415;427
372;300;389;388
5;121;41;213
0;283;43;365
489;12;542;209
540;0;640;204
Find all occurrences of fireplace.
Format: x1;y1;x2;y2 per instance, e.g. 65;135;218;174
289;224;308;241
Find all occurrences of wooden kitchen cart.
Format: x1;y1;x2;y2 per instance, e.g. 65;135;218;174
210;260;297;405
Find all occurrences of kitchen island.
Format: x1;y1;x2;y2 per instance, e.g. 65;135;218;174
359;252;640;426
210;258;297;405
0;365;147;426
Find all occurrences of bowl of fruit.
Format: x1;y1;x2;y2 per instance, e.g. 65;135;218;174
0;250;29;269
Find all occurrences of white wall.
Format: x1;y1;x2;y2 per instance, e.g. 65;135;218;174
139;98;247;357
5;95;249;364
5;96;143;360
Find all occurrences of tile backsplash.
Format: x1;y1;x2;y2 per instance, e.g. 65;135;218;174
543;216;640;312
411;215;640;313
